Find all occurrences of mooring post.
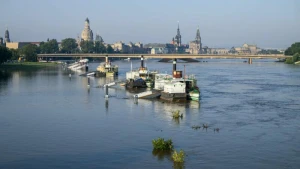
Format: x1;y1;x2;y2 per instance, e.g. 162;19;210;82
248;58;252;64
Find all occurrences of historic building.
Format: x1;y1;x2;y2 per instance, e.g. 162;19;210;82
5;28;10;43
189;27;202;54
206;48;229;54
171;23;181;47
95;33;104;43
81;18;94;41
151;47;168;54
234;44;260;54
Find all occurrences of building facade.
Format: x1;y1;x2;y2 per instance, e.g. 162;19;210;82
151;47;168;54
6;42;30;49
189;27;202;54
206;48;229;54
234;44;260;54
81;18;94;41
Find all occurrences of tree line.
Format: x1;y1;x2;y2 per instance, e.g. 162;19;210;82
284;42;300;64
0;38;115;64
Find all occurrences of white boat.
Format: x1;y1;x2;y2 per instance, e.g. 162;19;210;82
68;59;89;70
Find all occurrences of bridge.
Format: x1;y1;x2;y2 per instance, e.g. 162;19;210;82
37;53;289;59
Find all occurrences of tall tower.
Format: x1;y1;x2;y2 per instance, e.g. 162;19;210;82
195;26;202;53
81;18;94;41
5;28;10;43
174;22;181;47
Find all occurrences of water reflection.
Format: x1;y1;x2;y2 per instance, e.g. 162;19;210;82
152;149;171;161
172;117;183;125
105;99;109;112
0;71;12;92
173;162;185;169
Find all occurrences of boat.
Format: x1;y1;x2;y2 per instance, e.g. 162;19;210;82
125;77;147;88
160;80;187;101
68;59;89;71
133;90;161;99
125;56;158;88
158;59;200;101
96;56;118;77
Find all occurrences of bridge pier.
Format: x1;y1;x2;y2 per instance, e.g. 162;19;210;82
248;58;252;64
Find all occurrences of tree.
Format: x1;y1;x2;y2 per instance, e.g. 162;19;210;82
61;38;77;53
292;53;300;62
106;44;114;54
94;41;106;53
0;46;12;64
39;39;59;53
9;48;20;60
285;42;300;55
20;44;39;62
80;40;94;53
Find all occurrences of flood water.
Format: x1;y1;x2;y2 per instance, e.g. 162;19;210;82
0;59;299;169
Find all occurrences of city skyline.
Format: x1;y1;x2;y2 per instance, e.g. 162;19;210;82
1;0;299;49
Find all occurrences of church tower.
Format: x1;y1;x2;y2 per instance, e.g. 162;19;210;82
5;28;10;43
81;18;94;41
195;27;202;53
173;22;181;47
189;26;202;54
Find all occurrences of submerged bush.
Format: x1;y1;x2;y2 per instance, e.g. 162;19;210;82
172;149;185;163
152;137;173;151
191;125;201;130
172;110;183;118
285;57;294;64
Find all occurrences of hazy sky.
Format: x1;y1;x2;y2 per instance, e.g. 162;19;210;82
1;0;299;48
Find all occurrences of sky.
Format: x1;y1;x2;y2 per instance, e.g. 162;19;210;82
1;0;299;49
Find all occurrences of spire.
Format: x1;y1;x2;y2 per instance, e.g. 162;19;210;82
195;26;201;42
4;26;10;43
177;21;180;35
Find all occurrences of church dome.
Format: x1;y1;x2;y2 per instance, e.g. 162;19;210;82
81;18;93;41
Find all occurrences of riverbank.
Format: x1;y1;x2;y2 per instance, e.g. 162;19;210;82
0;62;58;71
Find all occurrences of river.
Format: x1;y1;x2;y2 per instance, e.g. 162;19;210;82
0;59;299;169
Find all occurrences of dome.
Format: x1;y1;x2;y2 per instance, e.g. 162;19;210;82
81;18;93;41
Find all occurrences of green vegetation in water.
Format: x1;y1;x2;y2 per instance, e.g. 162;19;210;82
152;137;173;151
285;53;300;64
172;110;183;118
172;149;185;163
202;124;209;129
0;62;58;71
191;125;201;130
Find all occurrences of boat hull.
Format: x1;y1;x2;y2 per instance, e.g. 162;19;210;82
160;92;187;101
126;79;147;89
